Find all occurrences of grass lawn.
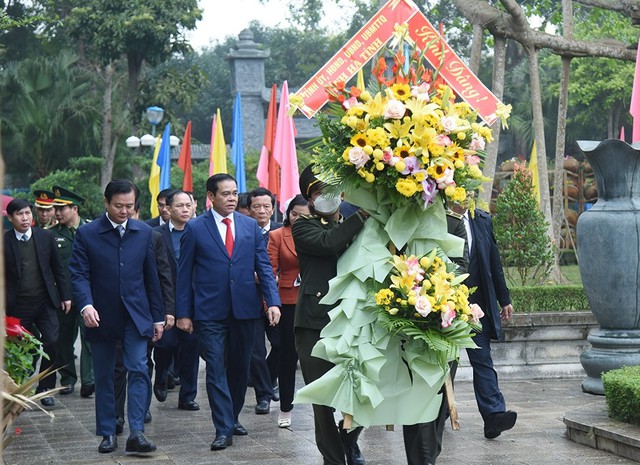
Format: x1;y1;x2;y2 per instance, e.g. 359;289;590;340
504;265;582;286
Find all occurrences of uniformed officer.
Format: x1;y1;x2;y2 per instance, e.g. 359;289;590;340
50;186;94;397
33;189;58;229
292;164;369;465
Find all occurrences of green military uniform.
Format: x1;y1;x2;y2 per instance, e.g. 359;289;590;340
292;211;368;465
50;186;94;393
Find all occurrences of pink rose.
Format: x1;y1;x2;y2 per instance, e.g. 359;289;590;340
415;295;432;317
441;303;456;328
436;134;452;147
411;83;430;101
469;134;486;151
348;146;370;169
383;99;406;119
343;96;360;110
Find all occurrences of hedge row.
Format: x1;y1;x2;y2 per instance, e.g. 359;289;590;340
602;366;640;427
509;285;589;312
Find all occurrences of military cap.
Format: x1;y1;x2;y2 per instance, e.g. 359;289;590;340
52;186;84;206
33;190;56;209
299;164;326;200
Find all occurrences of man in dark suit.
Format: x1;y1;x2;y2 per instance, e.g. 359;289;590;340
145;188;173;227
176;174;281;451
456;205;517;439
4;198;71;407
70;179;165;455
247;187;282;414
153;190;200;411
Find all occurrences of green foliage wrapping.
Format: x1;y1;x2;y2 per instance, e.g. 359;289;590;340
603;366;640;427
4;333;47;386
493;163;554;286
510;285;589;312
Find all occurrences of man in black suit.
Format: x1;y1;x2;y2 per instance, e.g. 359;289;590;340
4;198;71;406
455;205;517;439
247;187;282;414
145;188;173;227
153;190;200;411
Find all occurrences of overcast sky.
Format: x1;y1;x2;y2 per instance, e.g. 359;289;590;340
187;0;349;50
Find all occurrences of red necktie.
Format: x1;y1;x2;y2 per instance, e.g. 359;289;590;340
222;218;234;257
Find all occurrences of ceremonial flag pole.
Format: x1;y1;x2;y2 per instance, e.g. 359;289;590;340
257;84;280;200
148;136;162;217
272;80;300;212
177;121;193;192
231;93;247;193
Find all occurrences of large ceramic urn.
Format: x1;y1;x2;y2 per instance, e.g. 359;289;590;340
577;139;640;394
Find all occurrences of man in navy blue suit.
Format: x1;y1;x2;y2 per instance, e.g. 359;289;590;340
456;205;517;440
70;179;165;455
153;190;201;411
176;174;281;451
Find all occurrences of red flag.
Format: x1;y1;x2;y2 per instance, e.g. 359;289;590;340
257;84;280;199
631;40;640;142
273;80;300;212
177;121;193;192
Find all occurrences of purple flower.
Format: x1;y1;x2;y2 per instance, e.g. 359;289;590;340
400;156;420;175
421;178;437;207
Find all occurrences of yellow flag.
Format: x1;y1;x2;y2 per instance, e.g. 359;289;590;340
148;136;162;217
212;108;227;174
529;141;540;207
356;69;365;92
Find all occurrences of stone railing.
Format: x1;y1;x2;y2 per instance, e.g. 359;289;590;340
457;311;597;380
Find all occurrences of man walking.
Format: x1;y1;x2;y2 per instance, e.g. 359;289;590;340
70;179;164;455
4;198;71;407
176;174;281;451
50;186;94;398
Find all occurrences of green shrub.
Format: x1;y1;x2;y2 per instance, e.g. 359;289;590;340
603;366;640;427
510;285;589;312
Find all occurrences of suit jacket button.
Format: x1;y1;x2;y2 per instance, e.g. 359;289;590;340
316;292;321;297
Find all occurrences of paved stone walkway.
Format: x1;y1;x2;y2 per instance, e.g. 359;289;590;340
3;369;637;464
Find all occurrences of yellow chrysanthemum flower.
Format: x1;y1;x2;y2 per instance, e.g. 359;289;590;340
366;127;389;148
396;178;419;197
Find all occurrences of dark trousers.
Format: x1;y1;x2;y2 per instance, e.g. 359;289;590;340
197;317;256;437
250;317;273;403
295;327;346;465
153;326;200;403
403;363;457;465
92;317;150;436
466;317;506;419
265;318;281;385
10;300;59;392
278;305;298;412
56;305;93;386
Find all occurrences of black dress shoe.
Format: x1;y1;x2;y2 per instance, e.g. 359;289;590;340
116;417;125;435
272;384;280;402
484;410;517;439
153;384;168;402
173;376;181;386
178;400;200;411
167;375;176;390
40;396;55;407
98;434;117;453
233;422;248;436
210;435;232;451
144;410;152;423
80;383;95;398
255;400;270;414
60;384;74;395
125;432;157;454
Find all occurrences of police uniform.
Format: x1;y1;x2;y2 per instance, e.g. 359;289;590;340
50;186;94;397
33;190;58;229
292;164;368;465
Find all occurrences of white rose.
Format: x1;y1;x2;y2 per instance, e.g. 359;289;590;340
383;99;406;119
348;146;371;169
440;116;457;133
414;295;432;317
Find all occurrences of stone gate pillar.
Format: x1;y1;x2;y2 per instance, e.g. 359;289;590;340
227;29;270;152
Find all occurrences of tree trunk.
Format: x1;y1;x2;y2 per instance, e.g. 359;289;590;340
469;23;484;74
480;35;506;208
526;44;563;283
100;62;115;191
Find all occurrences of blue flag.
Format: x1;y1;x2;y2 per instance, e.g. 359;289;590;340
157;122;172;190
231;93;246;193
